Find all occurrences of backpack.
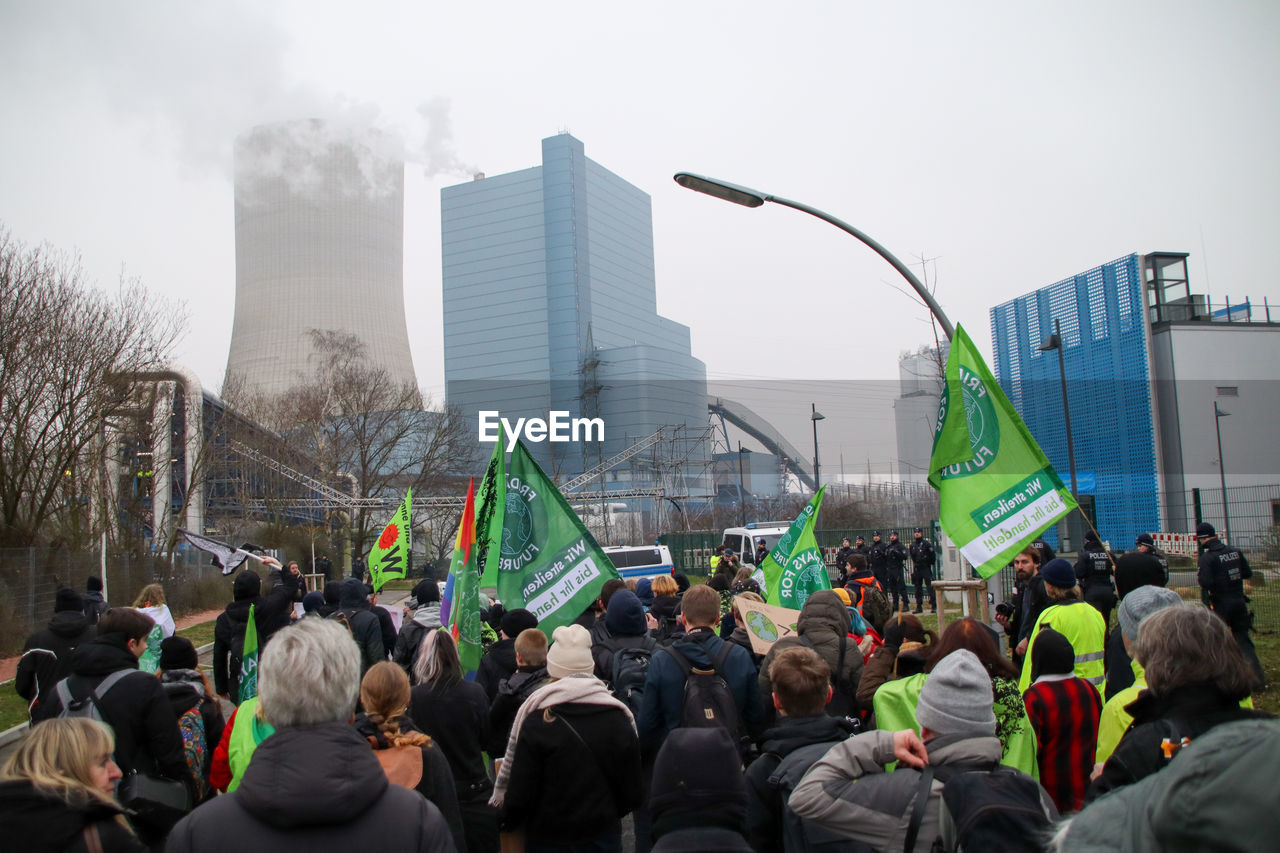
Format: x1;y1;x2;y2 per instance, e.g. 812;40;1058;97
903;757;1056;853
764;741;869;853
177;704;210;801
667;641;738;734
54;669;141;722
605;636;657;717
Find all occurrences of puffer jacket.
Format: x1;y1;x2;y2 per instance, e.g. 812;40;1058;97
758;590;863;718
331;579;385;674
394;603;442;674
0;780;145;853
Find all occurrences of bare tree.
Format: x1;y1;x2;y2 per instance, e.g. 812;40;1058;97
0;226;185;547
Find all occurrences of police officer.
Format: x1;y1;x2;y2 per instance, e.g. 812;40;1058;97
852;535;869;558
867;531;889;598
884;531;909;613
1113;533;1169;599
1075;529;1117;626
834;538;855;585
908;527;937;613
1197;522;1265;687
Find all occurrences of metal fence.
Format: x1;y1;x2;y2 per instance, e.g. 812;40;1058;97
0;547;228;655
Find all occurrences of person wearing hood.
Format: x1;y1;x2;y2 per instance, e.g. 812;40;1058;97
158;636;225;803
83;575;110;625
330;577;385;675
1021;628;1101;814
588;579;629;646
746;647;859;852
758;589;863;722
319;580;342;617
394;579;443;676
166;619;455;853
476;608;537;701
0;717;144;853
300;590;327;616
213;563;301;702
17;587;96;718
634;576;655;611
650;727;752;852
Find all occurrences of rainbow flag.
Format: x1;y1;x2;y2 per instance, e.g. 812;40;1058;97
442;478;483;680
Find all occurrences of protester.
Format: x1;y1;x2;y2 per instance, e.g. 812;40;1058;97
1196;521;1265;687
648;575;681;640
84;576;110;625
34;608;191;848
637;585;765;752
1018;558;1106;692
874;618;1038;776
488;628;551;755
1113;533;1169;600
650;728;752;852
476;608;537;700
319;580;342;617
758;590;863;723
258;558;306;641
1094;586;1185;765
395;579;444;677
791;649;1056;850
1007;545;1050;660
491;624;642;853
0;717;143;852
167;619;454;853
213;565;300;701
842;554;890;633
157;636;225;804
132;584;176;639
635;577;655;611
726;591;765;666
355;662;467;852
330;577;385;675
856;613;935;711
410;629;499;853
746;646;859;852
209;695;272;795
1087;605;1271;801
1022;628;1102;814
17;587;96;718
588;579;628;645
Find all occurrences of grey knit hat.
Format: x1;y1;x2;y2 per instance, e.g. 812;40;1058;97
1119;585;1183;641
916;650;995;738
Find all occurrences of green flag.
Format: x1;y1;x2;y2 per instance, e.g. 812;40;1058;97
476;424;507;588
369;489;412;592
489;439;622;636
238;603;259;704
443;477;483;680
928;325;1077;578
137;623;163;674
757;486;829;608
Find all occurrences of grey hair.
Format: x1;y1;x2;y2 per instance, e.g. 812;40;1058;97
412;626;461;688
258;618;360;727
1134;605;1256;698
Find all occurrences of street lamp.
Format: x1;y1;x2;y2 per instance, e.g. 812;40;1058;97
1038;319;1079;502
736;443;751;526
811;404;825;494
673;172;955;341
1214;401;1232;544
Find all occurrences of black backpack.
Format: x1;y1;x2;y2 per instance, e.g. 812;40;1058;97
764;740;871;853
667;641;738;734
903;755;1056;853
605;636;657;716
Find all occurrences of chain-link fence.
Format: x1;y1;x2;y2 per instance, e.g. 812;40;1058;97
0;547;231;655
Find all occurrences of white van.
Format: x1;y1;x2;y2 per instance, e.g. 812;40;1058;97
603;544;676;581
721;522;792;566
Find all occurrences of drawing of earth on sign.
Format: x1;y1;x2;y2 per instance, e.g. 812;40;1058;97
746;610;778;642
501;493;534;559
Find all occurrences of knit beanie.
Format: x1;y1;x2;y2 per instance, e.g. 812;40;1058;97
650;727;747;832
546;624;595;679
302;590;326;613
233;570;261;601
833;587;852;607
916;649;996;738
1029;627;1075;681
673;573;691;594
1119;585;1183;641
323;580;342;606
159;636;199;671
635;577;655;608
410;578;440;608
501;608;538;639
55;587;83;613
1040;558;1076;590
86;576;104;593
604;590;647;637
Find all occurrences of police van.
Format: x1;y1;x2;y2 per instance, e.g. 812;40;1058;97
602;544;676;581
721;522;792;566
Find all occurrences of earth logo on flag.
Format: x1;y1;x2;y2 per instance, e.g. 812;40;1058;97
937;366;1001;480
500;493;534;560
745;610;778;642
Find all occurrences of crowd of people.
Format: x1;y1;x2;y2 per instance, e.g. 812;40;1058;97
4;523;1276;852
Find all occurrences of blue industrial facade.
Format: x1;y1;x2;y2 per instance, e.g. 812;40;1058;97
442;134;707;479
990;253;1159;548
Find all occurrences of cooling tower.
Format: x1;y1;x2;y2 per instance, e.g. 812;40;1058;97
225;120;418;398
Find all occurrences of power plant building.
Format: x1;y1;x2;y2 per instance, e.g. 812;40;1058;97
225;120;418;397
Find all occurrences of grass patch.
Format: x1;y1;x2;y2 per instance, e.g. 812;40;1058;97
177;620;216;648
0;689;29;730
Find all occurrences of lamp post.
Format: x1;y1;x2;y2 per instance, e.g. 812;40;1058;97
1038;319;1079;502
811;404;825;494
673;172;955;341
1214;401;1232;544
736;443;751;526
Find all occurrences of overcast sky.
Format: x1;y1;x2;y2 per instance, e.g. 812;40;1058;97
3;1;1278;476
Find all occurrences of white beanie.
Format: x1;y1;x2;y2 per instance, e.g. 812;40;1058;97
546;624;595;679
916;649;996;738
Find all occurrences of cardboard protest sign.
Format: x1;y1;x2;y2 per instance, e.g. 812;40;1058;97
734;598;802;656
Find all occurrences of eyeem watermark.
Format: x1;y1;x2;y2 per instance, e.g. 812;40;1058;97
478;411;604;451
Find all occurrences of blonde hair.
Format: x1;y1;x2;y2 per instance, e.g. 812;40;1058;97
359;662;430;749
651;575;678;597
0;718;130;831
132;583;166;608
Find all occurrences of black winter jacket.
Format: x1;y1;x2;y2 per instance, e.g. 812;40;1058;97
34;634;191;790
16;610;96;715
476;638;518;701
212;573;299;698
759;590;863;720
0;780;145;853
488;665;550;755
409;679;494;802
166;724;455;853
